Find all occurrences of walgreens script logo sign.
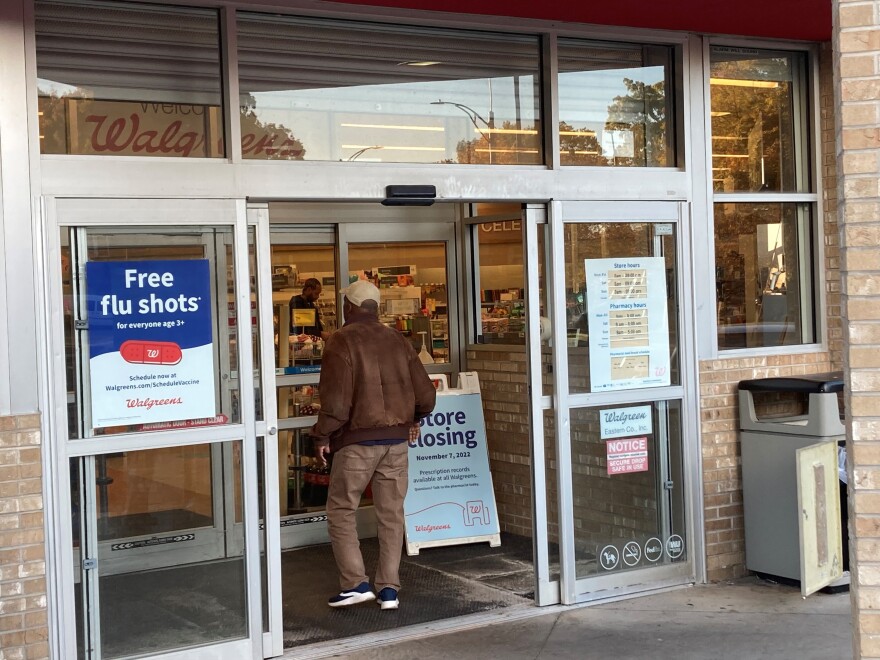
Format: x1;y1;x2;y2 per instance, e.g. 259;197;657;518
606;437;649;475
42;99;304;159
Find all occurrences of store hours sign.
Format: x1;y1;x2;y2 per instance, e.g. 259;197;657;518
86;260;216;428
585;257;671;392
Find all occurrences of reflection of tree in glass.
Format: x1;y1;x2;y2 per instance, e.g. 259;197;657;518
38;94;72;154
604;78;667;167
453;120;608;166
710;58;792;192
559;121;607;166
564;223;655;292
240;93;306;160
452;120;542;165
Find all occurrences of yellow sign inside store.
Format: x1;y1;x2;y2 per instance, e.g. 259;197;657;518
293;309;317;327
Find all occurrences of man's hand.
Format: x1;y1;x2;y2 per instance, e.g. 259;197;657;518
315;444;330;467
408;423;420;448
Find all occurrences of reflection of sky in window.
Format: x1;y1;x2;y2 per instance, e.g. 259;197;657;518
245;75;540;161
559;66;665;128
247;76;537;123
37;78;87;97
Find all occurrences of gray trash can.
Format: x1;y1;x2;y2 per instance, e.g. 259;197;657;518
738;372;846;583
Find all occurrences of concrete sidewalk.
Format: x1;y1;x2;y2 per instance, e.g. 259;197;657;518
327;577;852;660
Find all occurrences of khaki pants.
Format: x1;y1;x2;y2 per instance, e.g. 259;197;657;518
326;442;408;591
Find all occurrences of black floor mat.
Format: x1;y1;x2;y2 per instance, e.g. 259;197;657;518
282;533;534;647
78;533;536;654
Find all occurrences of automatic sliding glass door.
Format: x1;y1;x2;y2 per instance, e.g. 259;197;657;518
549;201;698;604
50;200;268;660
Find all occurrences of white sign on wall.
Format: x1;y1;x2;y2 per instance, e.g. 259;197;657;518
585;257;671;392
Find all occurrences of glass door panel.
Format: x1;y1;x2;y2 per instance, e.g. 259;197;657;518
61;225;242;439
552;202;693;603
73;442;248;660
96;445;214;540
266;220;458;562
473;205;559;603
471;215;527;345
54;199;264;660
272;242;338;371
563;222;680;394
332;227;456;540
268;231;338;548
570;400;687;579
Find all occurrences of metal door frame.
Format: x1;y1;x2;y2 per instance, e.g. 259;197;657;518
249;203;285;658
263;221;339;550
522;204;560;605
254;207;462;654
44;197;268;660
547;200;703;604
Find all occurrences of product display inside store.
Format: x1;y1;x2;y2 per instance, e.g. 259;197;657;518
349;242;450;365
271;238;452;517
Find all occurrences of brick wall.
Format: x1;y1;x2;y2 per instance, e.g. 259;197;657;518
821;42;844;370
699;353;835;581
833;1;880;657
0;414;48;660
466;345;533;538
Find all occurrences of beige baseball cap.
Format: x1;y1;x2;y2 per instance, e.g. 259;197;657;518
343;279;381;306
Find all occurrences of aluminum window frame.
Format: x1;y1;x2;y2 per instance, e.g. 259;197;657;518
555;37;683;169
704;39;824;358
32;0;692;195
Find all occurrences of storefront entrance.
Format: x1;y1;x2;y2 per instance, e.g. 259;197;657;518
261;205;461;554
47;197;698;659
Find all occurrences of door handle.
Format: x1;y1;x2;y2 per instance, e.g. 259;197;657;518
268;426;277;436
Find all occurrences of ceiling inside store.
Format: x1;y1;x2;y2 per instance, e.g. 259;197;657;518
329;0;833;42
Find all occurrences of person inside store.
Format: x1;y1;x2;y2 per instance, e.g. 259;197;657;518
290;277;331;340
310;279;436;610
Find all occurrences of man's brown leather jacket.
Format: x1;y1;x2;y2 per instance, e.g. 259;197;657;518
311;310;437;453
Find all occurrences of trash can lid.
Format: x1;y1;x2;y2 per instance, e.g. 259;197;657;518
737;371;844;393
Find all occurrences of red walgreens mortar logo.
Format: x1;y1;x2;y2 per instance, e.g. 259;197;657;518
120;340;182;365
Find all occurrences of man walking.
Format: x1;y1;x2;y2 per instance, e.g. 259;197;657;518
311;279;436;610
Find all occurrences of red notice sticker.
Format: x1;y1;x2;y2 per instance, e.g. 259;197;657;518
120;340;182;365
606;437;649;475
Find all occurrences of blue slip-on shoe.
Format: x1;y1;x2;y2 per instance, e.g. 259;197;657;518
328;582;375;608
377;587;399;610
